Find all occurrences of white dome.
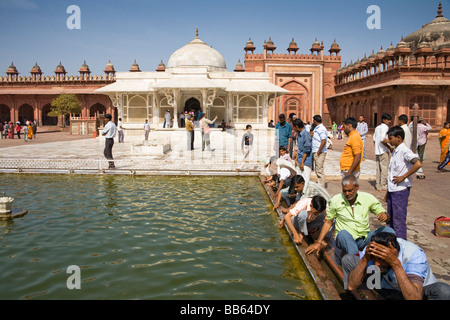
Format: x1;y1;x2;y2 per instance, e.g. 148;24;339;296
167;37;227;71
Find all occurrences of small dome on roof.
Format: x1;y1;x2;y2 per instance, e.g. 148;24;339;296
55;61;66;74
6;62;18;74
311;38;321;52
289;38;298;48
396;36;409;49
79;60;90;73
368;50;377;60
234;59;244;72
264;37;276;51
156;59;166;72
331;39;340;48
376;46;386;57
129;59;142;72
417;39;432;49
287;38;299;53
360;54;368;63
30;62;42;74
104;60;115;73
244;37;256;53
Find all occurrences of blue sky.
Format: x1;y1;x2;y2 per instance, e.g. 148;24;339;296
0;0;446;75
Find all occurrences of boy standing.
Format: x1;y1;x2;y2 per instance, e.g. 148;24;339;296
23;123;28;142
117;117;124;143
144;119;150;141
237;125;254;170
386;126;422;240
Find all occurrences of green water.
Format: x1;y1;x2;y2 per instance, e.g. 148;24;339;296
0;174;319;300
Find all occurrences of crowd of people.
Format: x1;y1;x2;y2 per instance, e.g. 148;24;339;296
0;120;36;141
263;112;450;300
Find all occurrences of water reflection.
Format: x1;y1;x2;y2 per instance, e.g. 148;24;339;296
0;174;319;300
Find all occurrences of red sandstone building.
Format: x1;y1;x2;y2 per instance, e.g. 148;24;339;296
0;60;117;127
242;37;341;125
327;3;450;128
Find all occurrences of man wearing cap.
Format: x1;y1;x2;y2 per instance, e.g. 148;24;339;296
102;114;116;169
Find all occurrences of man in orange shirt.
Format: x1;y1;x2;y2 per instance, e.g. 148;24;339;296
340;117;363;180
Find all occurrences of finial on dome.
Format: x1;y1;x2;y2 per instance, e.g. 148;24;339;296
437;2;443;17
195;27;199;38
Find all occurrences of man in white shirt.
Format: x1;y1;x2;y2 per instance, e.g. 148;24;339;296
271;158;297;209
312;115;328;188
117;117;124;143
144;119;150;141
278;195;328;245
356;115;368;160
373;113;392;191
164;110;171;128
386;126;422;239
398;114;411;149
102;114;117;169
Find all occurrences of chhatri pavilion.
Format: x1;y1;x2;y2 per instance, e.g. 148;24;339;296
95;29;288;130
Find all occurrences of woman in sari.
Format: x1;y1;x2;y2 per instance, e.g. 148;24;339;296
8;122;14;139
27;122;33;140
439;122;450;165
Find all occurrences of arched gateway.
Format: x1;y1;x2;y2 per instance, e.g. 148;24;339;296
96;31;287;129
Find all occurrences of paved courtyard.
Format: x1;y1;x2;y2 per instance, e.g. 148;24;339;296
0;128;448;285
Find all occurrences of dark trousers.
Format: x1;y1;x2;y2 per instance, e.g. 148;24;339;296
418;143;426;162
438;150;450;170
104;138;115;168
387;188;410;240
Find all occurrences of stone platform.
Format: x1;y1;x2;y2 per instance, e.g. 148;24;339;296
0;128;376;178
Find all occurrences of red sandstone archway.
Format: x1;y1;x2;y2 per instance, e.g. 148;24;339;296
284;97;302;119
280;80;308;119
90;103;106;117
42;104;58;126
19;104;34;125
0;104;10;122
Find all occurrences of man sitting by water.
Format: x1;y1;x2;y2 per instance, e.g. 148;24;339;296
305;175;394;256
347;232;450;300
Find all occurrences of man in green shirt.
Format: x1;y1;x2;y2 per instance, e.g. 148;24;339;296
332;121;338;139
305;175;395;256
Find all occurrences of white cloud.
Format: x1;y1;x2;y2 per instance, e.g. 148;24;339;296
0;0;38;10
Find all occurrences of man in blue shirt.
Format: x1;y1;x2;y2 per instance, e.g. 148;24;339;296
275;114;291;157
347;232;450;299
293;119;312;183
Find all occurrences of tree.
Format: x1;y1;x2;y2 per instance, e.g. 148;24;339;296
49;93;82;127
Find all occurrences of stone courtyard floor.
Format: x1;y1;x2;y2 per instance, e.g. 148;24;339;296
0;128;448;286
